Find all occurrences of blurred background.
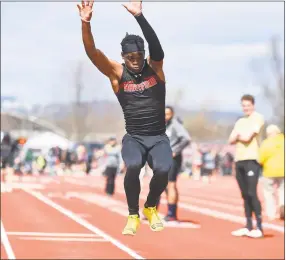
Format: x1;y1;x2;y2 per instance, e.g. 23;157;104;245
1;1;284;177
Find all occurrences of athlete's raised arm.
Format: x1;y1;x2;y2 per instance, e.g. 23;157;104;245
123;0;165;80
78;0;122;79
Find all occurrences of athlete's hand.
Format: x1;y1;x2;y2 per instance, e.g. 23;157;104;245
122;0;142;16
77;0;94;22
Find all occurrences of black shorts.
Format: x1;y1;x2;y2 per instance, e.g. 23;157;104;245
168;154;182;182
122;133;173;172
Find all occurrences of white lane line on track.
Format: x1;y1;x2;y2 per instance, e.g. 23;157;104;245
18;237;107;242
1;220;16;259
22;188;145;260
6;232;100;237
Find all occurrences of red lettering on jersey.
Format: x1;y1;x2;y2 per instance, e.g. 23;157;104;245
121;76;158;93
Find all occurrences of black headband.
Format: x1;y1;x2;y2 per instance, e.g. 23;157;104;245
122;41;145;54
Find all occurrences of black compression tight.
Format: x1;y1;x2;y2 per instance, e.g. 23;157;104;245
122;134;172;215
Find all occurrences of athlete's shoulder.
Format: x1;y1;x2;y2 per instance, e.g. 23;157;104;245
118;63;130;83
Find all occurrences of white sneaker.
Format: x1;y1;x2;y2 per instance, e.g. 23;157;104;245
231;228;250;237
247;229;263;238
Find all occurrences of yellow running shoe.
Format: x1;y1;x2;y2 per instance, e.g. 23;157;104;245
143;206;164;232
122;214;140;236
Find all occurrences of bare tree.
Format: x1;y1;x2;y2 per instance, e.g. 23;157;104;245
173;87;184;110
251;37;284;132
266;37;284;131
69;61;95;141
184;109;232;142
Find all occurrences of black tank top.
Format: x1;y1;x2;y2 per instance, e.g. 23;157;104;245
116;60;166;136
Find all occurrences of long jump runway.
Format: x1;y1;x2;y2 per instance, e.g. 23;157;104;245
1;175;284;259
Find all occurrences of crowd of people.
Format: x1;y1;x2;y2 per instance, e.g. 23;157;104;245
0;134;234;180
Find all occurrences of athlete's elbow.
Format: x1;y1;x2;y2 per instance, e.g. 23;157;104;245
150;46;164;61
84;46;96;58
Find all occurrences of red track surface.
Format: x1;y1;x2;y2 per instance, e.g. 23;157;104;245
1;174;284;259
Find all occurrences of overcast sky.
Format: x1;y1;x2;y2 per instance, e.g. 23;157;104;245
1;1;284;117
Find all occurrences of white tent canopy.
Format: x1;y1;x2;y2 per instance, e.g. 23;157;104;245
23;132;73;152
1;131;4;142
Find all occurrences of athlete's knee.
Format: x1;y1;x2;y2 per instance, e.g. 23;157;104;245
124;161;141;187
153;162;171;176
125;159;142;173
124;160;142;186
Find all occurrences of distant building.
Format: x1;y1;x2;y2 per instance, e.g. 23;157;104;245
1;96;31;115
1;111;66;139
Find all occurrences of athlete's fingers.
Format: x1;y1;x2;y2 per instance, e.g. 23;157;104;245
77;4;82;11
89;0;94;8
81;0;85;7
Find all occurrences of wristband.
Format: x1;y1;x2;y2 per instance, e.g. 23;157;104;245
81;18;90;23
134;11;142;17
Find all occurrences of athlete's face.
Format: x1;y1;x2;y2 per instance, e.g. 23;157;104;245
241;100;254;116
165;108;173;123
122;51;145;74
